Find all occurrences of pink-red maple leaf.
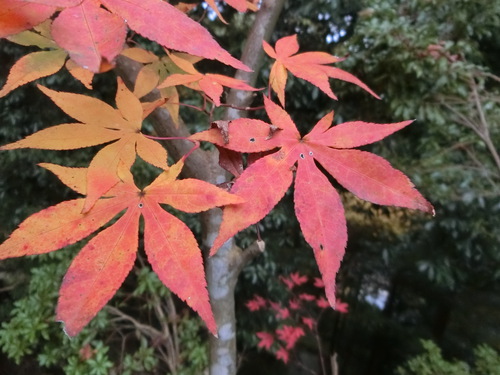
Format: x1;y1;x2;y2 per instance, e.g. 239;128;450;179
191;96;433;309
280;275;295;290
246;294;267;311
276;347;290;363
276;325;305;349
289;272;308;286
302;317;315;330
256;331;274;350
336;300;349;314
1;0;249;72
263;34;379;106
299;293;316;302
317;297;330;309
0;160;243;336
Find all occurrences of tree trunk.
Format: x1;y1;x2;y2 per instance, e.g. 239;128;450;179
116;1;284;373
205;2;285;373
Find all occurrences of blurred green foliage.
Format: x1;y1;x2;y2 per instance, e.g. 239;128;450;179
397;340;500;375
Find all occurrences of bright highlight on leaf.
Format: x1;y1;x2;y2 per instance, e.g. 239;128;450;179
192;96;433;308
0;160;244;336
263;34;380;106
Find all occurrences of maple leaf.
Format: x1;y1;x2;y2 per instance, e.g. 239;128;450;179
276;325;305;349
276;307;290;320
298;293;316;302
158;53;258;106
1;78;170;213
289;272;308;286
280;275;295;290
191;96;434;308
313;277;325;288
275;347;290;363
256;331;274;350
0;0;56;38
263;34;379;106
1;19;112;94
246;294;267;311
336;299;349;314
120;48;199;126
316;297;330;309
101;0;250;71
0;160;244;336
301;317;315;330
51;0;126;72
1;0;250;72
288;298;302;310
0;20;97;97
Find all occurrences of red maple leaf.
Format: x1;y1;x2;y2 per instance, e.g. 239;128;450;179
276;325;305;349
191;96;433;308
280;275;295;290
1;0;249;72
301;317;315;330
246;294;267;311
336;300;349;314
263;34;379;106
316;297;330;309
298;293;316;302
289;272;308;286
0;160;243;336
313;277;325;288
275;347;290;363
276;307;290;320
288;298;302;310
256;331;274;350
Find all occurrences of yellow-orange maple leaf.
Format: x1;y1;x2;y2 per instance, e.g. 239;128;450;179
0;78;169;213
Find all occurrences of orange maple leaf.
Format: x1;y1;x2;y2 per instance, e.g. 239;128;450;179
263;34;379;106
0;160;244;336
0;20;99;97
120;48;205;126
157;53;258;106
192;96;433;308
1;78;169;213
